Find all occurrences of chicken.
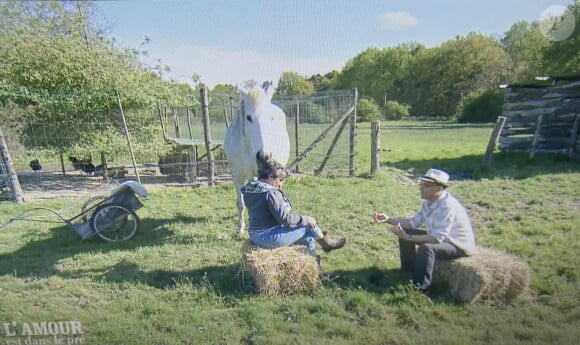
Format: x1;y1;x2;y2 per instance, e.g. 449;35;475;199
69;156;96;176
29;159;42;171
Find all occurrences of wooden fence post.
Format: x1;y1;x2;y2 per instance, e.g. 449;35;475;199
186;108;194;139
114;90;141;183
200;86;215;186
157;105;167;139
294;99;300;173
100;151;108;180
229;96;235;128
370;120;380;175
568;114;580;158
223;109;230;129
349;88;358;177
481;116;506;170
191;145;198;182
529;114;544;160
173;108;181;138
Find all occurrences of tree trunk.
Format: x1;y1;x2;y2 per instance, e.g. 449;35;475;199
0;125;25;204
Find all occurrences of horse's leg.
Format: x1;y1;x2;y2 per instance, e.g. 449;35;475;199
236;190;247;236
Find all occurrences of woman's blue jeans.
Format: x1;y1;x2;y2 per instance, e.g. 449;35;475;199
249;225;322;256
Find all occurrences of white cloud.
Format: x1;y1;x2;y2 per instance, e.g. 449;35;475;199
149;44;347;88
378;11;418;29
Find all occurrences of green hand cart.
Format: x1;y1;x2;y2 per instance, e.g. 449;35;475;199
0;180;147;242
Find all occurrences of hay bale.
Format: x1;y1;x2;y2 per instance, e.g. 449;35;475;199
434;247;532;303
242;241;320;296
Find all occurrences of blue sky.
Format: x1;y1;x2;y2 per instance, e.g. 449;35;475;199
96;0;575;87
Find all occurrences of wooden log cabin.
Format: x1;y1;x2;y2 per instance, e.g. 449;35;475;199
499;73;580;159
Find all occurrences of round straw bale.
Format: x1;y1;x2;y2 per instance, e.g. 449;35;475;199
241;240;320;296
434;247;532;303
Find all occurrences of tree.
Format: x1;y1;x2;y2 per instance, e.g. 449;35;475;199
307;71;339;92
0;0;188;159
333;44;420;109
333;47;382;101
209;83;236;107
357;98;381;122
541;1;580;74
501;20;550;82
455;88;506;123
384;101;411;120
399;33;509;116
211;84;236;95
396;46;441;115
276;71;314;96
241;80;258;89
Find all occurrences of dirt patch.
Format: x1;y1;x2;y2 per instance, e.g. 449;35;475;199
15;171;231;202
17;171;112;201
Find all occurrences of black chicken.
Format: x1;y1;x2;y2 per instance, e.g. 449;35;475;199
69;156;96;175
83;163;96;175
29;159;42;171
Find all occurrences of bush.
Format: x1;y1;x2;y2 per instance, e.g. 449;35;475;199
384;100;410;120
455;88;506;123
357;98;381;122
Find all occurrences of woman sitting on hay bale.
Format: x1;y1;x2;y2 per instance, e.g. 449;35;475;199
241;152;347;267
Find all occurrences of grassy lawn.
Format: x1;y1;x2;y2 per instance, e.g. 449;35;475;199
1;122;579;345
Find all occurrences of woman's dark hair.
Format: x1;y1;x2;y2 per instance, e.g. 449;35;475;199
256;150;289;180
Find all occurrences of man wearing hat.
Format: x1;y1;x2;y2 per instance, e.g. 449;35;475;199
373;168;478;294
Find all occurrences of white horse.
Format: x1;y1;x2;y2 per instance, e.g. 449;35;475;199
224;83;290;235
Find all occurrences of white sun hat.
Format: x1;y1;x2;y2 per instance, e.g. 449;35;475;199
419;168;449;187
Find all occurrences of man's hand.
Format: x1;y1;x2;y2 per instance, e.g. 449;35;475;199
390;223;409;240
373;213;390;224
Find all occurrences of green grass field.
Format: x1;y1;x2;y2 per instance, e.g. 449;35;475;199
1;122;579;345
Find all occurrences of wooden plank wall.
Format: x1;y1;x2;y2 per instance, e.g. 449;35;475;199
499;80;580;158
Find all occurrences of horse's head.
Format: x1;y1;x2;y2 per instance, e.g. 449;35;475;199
237;83;290;165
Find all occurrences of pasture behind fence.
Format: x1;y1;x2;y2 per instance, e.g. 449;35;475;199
367;121;499;177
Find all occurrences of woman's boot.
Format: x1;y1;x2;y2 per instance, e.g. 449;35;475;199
317;231;346;253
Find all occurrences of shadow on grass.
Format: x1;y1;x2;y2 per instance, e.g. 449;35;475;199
387;151;580;181
58;259;448;301
329;265;452;303
329;265;408;293
0;215;207;278
60;261;431;300
3;220;453;300
3;213;491;302
91;261;254;297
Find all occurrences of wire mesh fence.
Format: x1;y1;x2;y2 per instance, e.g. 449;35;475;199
0;88;357;202
276;90;356;177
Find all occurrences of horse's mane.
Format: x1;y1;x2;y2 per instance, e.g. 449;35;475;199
247;87;267;107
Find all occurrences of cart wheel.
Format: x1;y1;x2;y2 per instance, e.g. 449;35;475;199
90;203;139;242
81;195;109;223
